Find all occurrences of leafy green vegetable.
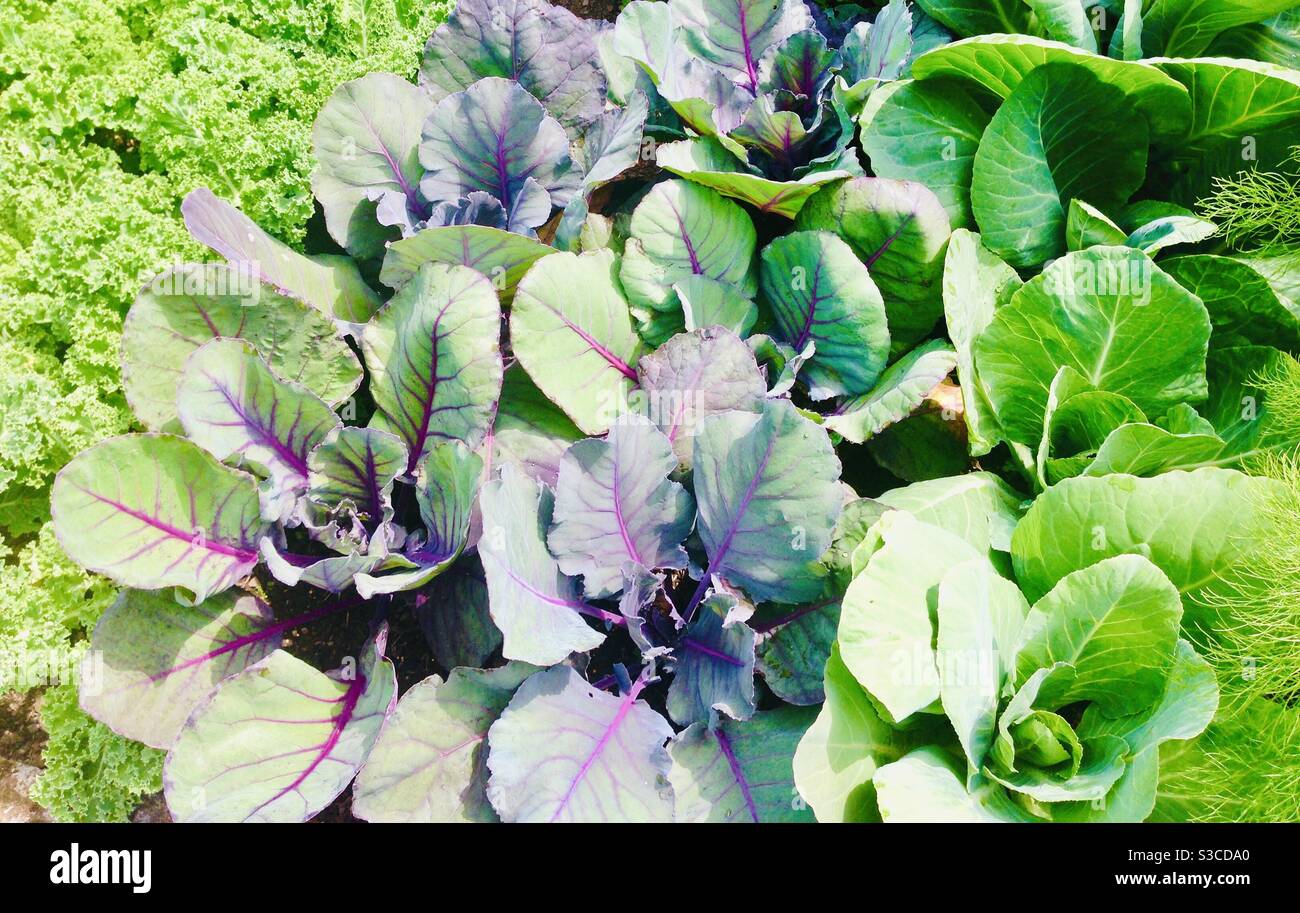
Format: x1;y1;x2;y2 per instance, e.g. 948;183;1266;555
758;230;891;399
164;632;395;822
860;78;991;228
1011;468;1279;634
668;705;817;822
796;176;951;350
511;250;646;434
34;0;1300;827
486;665;674;823
353;662;537;823
971;63;1148;267
975;246;1211;444
802;511;1219;820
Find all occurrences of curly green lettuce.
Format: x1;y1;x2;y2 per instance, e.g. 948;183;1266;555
0;526;118;681
29;675;165;823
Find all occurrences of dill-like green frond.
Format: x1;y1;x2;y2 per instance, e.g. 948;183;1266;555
1253;354;1300;447
1199;146;1300;252
1201;476;1300;709
1202;357;1300;707
1167;357;1300;821
1170;356;1300;821
1155;697;1300;823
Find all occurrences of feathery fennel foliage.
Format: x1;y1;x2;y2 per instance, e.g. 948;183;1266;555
1200;146;1300;253
1169;355;1300;822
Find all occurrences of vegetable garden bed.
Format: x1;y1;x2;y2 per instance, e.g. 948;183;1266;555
30;0;1300;823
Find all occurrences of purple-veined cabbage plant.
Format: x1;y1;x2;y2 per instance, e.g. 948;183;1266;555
49;0;965;824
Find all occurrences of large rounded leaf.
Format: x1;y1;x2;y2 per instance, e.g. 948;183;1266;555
692;399;842;607
124;264;362;431
80;588;280;750
754;599;841;705
163;634;396;823
52;434;267;602
1083;420;1236;478
311;73;434;259
1141;0;1299;57
177;339;340;517
419;77;581;211
795;177;951;351
548;416;694;598
971;62;1149;268
873;746;1034;822
182;188;381;323
352;662;536;823
1010;468;1279;634
670;0;814;92
573;92;650;192
667;594;757;726
911;0;1031;37
1209;8;1300;64
635;327;767;468
510;249;646;435
620;180;758;345
478;465;607;666
360;262;503;473
759;231;891;400
612;0;675;80
1078;640;1219;760
379;225;555;300
1163;255;1300;351
909;34;1192;140
485;665;674;822
860;78;991;229
792;643;941;822
655;55;754;154
676;275;760;337
1151;57;1300;149
1023;0;1097;51
1066;199;1128;251
875;471;1023;558
668;706;818;823
936;559;1029;768
419;0;605;131
840;0;915;84
975;247;1210;445
1200;345;1295;460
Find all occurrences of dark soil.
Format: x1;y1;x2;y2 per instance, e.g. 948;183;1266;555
0;691;51;822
